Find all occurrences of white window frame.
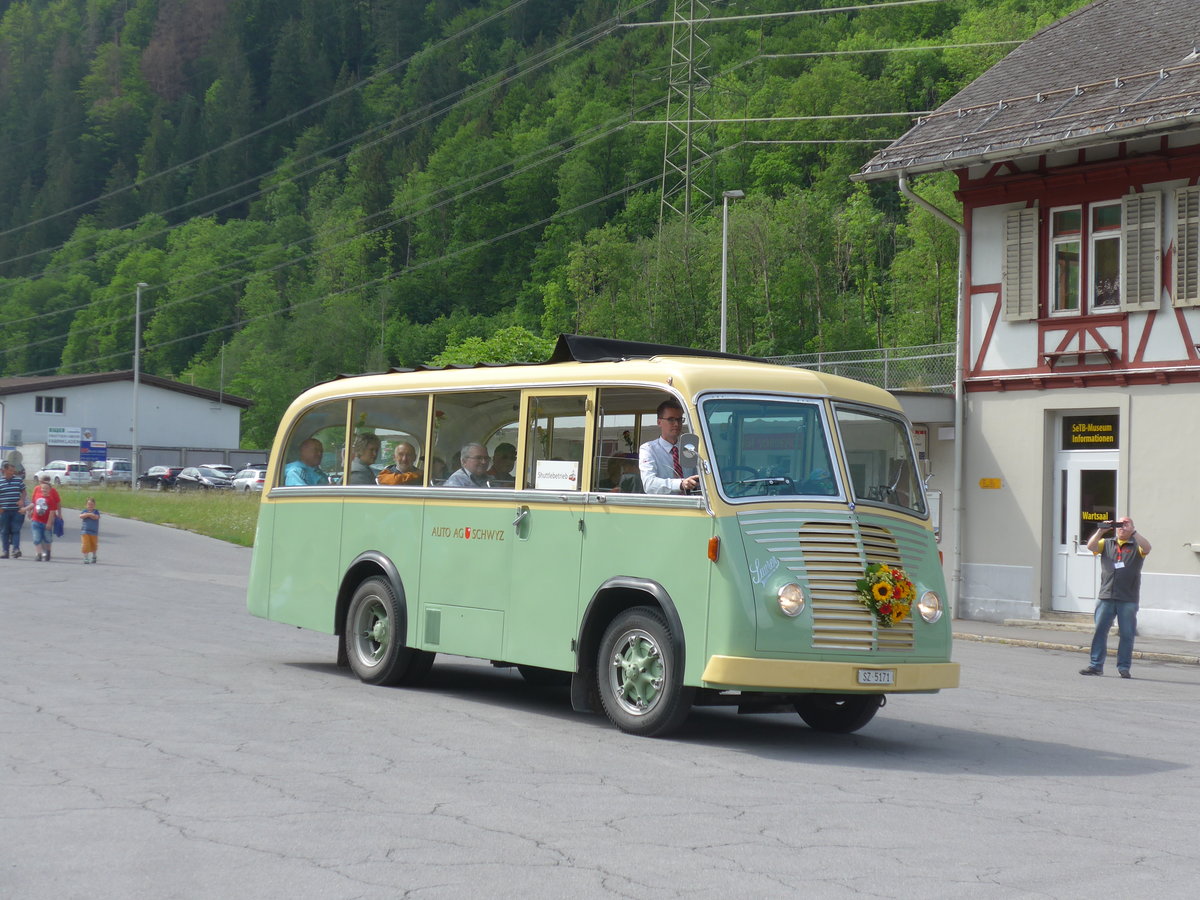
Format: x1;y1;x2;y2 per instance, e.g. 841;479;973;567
1049;206;1083;316
34;395;65;415
1089;201;1122;311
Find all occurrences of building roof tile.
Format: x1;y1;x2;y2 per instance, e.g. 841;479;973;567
859;0;1200;180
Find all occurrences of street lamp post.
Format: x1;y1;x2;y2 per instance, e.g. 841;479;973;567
720;190;745;353
133;282;148;481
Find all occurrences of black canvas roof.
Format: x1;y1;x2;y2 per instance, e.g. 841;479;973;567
546;334;762;364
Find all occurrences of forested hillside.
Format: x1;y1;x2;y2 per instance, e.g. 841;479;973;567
0;0;1088;446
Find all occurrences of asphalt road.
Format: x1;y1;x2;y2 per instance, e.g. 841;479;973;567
3;514;1200;899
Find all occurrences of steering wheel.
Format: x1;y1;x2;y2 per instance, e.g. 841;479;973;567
722;466;759;497
723;474;796;498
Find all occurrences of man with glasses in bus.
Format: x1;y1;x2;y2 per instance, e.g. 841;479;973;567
639;399;699;494
1080;516;1152;679
444;443;493;488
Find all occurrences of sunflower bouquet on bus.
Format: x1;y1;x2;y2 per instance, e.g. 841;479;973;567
856;562;915;628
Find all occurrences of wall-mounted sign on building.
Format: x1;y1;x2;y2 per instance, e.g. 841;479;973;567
1061;414;1119;449
47;426;82;446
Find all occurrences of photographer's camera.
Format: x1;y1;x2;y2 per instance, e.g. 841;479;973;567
1099;520;1117;529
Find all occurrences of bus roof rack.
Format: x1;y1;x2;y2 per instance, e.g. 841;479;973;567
548;334;762;364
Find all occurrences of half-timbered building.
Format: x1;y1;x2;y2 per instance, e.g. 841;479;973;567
859;0;1200;639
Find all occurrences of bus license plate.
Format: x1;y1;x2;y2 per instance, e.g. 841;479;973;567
857;668;895;685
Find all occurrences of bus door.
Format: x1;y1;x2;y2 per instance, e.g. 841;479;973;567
420;390;520;661
506;390;594;670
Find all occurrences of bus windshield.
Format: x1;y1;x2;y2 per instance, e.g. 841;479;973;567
701;396;838;499
834;405;926;515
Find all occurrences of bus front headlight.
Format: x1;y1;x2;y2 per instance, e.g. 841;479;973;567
917;590;943;623
777;583;805;617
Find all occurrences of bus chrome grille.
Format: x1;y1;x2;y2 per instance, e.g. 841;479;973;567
740;513;917;651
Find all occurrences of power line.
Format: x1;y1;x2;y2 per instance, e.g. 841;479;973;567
3;0;967;375
2;100;663;354
623;0;954;29
31;172;665;377
0;0;649;279
0;0;539;243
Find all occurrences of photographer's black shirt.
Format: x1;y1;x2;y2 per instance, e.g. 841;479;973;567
1097;538;1145;602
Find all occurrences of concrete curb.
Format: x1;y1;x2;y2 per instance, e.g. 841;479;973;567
953;631;1200;666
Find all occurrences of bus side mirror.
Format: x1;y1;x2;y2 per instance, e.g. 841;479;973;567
678;433;700;462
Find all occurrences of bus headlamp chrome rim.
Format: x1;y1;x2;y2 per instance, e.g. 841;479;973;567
917;590;942;623
777;583;805;617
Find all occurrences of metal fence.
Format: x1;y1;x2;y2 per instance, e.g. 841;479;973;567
766;343;955;393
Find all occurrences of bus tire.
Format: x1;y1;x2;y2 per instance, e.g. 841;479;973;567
793;694;883;734
344;576;429;686
597;606;693;737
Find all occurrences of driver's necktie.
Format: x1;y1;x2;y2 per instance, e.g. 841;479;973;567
671;445;682;477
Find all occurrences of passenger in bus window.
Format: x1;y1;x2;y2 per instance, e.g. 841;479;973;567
377;442;422;485
487;442;517;487
598;457;624;490
428;457;449;484
284;438;329;486
639;400;699;494
347;433;381;485
443;443;492;488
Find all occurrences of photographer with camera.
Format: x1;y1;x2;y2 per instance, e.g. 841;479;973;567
1080;517;1151;678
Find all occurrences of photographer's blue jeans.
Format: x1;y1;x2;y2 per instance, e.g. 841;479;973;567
1089;598;1138;672
0;508;22;552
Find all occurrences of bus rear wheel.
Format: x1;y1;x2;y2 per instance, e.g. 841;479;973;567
344;577;434;686
597;606;693;737
793;694;883;733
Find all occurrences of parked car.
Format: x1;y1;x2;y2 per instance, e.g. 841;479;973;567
33;460;92;486
174;466;235;490
232;465;268;492
137;466;184;491
90;458;133;485
198;463;237;477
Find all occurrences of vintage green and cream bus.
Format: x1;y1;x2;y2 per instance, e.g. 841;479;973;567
248;335;958;736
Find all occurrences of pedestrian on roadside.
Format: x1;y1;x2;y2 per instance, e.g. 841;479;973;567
79;497;101;564
25;474;63;562
1;460;27;559
1080;516;1151;678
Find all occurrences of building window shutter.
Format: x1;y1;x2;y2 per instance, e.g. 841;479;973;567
1121;192;1161;310
1002;207;1038;321
1174;185;1200;307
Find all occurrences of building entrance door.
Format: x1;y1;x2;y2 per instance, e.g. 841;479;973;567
1051;450;1118;613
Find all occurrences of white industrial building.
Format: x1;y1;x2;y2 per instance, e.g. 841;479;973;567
0;370;254;474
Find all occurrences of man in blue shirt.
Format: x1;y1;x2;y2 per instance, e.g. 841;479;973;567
0;460;28;559
284;438;329;486
444;443;493;489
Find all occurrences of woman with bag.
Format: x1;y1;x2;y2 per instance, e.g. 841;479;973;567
25;474;62;562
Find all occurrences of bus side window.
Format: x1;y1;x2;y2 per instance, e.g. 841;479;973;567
430;391;522;488
525;395;587;490
591;388;664;493
348;394;430;486
279;400;347;487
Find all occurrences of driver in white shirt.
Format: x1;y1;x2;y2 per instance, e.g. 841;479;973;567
638;399;699;494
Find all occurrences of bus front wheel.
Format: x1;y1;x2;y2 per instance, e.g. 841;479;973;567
344;577;434;686
597;606;693;737
793;694;883;733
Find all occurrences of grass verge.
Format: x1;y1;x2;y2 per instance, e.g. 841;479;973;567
55;486;261;547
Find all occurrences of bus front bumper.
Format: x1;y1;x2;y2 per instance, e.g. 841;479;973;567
701;656;960;693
